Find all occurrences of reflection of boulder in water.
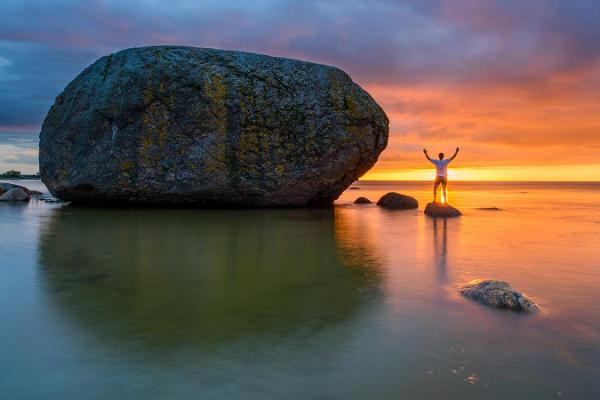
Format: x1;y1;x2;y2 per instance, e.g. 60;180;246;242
333;207;384;278
39;207;381;348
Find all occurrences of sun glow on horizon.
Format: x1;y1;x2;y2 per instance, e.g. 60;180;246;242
362;164;600;182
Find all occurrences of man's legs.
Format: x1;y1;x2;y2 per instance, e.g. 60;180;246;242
433;180;440;202
442;181;448;203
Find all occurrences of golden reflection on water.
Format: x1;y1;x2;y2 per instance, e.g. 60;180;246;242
432;218;448;283
338;182;600;316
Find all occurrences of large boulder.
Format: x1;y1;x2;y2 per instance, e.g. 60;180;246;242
459;279;539;313
39;46;389;206
376;192;418;210
424;202;462;217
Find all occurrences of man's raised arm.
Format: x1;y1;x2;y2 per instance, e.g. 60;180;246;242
423;148;432;161
450;147;460;161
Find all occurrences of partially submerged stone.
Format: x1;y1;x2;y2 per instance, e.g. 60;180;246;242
0;182;40;201
0;188;30;202
39;46;389;206
424;202;461;217
0;182;31;194
354;196;372;204
459;279;539;313
376;192;418;210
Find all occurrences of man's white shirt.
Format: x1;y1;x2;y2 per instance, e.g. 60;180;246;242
430;159;452;177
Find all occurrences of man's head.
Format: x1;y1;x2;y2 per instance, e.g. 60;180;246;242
438;153;444;160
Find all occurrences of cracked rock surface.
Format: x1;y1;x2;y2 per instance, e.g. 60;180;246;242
459;279;539;313
40;46;388;206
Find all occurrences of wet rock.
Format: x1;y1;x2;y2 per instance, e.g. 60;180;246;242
0;182;30;194
424;202;462;217
354;196;372;204
459;279;539;313
39;46;389;206
0;182;41;199
376;192;418;210
0;188;30;201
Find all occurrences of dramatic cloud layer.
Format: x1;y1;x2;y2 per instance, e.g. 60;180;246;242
1;0;599;179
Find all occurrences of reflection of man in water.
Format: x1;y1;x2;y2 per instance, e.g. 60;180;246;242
423;147;460;203
432;217;448;283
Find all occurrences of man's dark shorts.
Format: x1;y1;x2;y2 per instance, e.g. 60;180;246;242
434;176;448;185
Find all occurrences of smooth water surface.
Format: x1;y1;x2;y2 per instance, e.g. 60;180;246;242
1;180;599;399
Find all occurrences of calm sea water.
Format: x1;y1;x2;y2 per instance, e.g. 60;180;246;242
1;180;599;399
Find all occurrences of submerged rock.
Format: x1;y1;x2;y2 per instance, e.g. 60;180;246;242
424;202;461;217
459;279;539;313
376;192;418;210
39;46;389;206
0;188;30;201
354;196;372;204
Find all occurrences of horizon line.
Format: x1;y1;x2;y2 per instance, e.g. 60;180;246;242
356;179;600;183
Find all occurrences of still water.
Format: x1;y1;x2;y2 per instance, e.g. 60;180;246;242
1;180;599;399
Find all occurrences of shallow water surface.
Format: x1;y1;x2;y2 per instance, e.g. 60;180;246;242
1;181;599;399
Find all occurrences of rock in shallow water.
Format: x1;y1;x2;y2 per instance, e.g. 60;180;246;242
1;182;30;193
459;279;539;313
376;192;418;210
0;182;35;201
39;46;389;206
424;202;462;217
354;196;372;204
0;188;30;201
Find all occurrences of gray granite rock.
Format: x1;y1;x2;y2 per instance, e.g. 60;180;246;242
376;192;418;210
1;182;29;192
39;46;388;206
459;279;539;313
0;188;30;201
0;182;35;197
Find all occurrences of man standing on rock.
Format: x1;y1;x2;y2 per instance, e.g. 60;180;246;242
423;147;460;203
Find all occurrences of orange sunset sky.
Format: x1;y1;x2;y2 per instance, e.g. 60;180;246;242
1;0;599;180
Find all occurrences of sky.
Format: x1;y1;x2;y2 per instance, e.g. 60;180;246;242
1;0;599;180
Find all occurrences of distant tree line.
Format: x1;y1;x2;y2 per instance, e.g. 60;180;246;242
0;170;40;179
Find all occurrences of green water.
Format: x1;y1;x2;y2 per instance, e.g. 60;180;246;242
1;181;599;399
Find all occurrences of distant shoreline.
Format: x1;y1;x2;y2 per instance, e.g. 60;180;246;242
0;175;41;180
